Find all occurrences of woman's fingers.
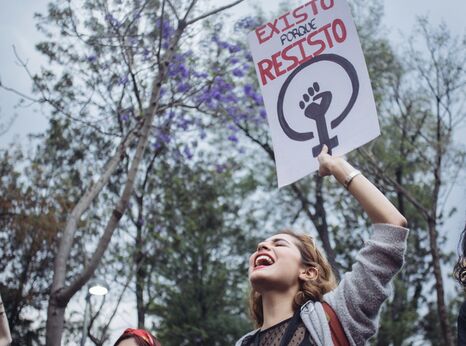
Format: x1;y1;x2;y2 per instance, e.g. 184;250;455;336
317;145;332;176
320;144;329;156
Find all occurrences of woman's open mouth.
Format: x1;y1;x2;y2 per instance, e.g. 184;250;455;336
253;254;275;270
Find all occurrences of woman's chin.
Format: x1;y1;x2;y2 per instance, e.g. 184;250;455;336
249;267;282;290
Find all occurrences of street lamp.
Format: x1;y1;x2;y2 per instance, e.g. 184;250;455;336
80;280;109;346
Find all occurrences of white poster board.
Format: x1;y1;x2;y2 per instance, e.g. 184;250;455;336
248;0;380;187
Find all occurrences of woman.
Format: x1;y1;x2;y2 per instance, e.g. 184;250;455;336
236;146;409;346
454;225;466;345
113;328;161;346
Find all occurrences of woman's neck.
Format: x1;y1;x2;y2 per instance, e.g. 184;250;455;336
261;289;297;330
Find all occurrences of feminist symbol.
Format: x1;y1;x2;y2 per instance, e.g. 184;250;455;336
277;54;359;157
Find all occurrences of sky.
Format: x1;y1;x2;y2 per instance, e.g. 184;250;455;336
1;0;465;344
1;0;466;145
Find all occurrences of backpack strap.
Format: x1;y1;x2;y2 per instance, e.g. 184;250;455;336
322;302;350;346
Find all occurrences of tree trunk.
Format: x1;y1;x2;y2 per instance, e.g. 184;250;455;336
313;175;339;278
135;223;145;328
427;219;454;346
45;298;67;345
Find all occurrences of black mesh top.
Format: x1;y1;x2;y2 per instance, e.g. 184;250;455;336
241;316;315;346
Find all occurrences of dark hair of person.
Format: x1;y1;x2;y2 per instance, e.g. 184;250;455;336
454;223;466;290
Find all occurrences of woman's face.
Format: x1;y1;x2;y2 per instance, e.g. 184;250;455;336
248;233;304;292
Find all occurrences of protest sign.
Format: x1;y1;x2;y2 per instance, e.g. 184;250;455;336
247;0;380;187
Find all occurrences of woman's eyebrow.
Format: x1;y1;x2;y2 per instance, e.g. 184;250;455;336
270;238;291;244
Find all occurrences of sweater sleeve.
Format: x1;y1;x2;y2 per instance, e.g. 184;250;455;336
324;224;409;346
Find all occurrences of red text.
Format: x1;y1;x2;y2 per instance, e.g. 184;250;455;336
255;0;335;44
257;18;347;86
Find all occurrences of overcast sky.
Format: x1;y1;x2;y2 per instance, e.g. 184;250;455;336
1;0;465;344
1;0;465;146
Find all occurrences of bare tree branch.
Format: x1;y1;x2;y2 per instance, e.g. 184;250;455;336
186;0;245;26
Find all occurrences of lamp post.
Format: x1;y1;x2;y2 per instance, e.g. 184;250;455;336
80;280;109;346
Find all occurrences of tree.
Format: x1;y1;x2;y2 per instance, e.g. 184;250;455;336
0;0;246;343
0;148;63;345
356;19;466;345
139;160;257;345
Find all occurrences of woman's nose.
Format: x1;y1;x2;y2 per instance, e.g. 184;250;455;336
257;241;270;252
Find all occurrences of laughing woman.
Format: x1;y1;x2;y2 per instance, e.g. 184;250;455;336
236;146;409;346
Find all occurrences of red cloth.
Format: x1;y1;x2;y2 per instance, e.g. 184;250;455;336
122;328;156;346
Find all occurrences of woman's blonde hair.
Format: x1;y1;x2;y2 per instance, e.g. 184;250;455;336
248;229;337;327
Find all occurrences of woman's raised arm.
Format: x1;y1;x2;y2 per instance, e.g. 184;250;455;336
317;145;407;227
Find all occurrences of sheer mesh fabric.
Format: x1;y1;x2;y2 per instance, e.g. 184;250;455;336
241;317;314;346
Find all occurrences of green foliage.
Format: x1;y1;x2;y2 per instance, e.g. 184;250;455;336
0;149;60;344
141;161;256;345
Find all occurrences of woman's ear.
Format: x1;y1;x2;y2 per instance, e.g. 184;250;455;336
299;267;319;282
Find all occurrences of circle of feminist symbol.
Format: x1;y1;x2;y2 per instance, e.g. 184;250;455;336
276;53;359;157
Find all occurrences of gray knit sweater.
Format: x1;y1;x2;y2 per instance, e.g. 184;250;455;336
235;224;409;346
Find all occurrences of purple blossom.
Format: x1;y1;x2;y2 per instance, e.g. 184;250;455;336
179;117;193;130
120;113;130;122
244;84;254;97
235;17;260;31
229;57;239;65
213;76;232;91
215;164;226;174
226;106;237;117
232;68;244;77
142;48;151;61
253;93;264;105
183;146;193;160
244;84;263;105
155;18;175;40
87;55;97;63
222;93;238;103
158;132;171;144
260;109;267;119
152;141;162;150
129;37;139;47
194;71;208;79
212;90;221;100
200;129;207;139
105;14;121;28
229;44;241;54
228;134;239;143
177;82;191;93
178;64;189;78
160;87;166;97
168;63;190;79
118;75;129;86
219;41;229;50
